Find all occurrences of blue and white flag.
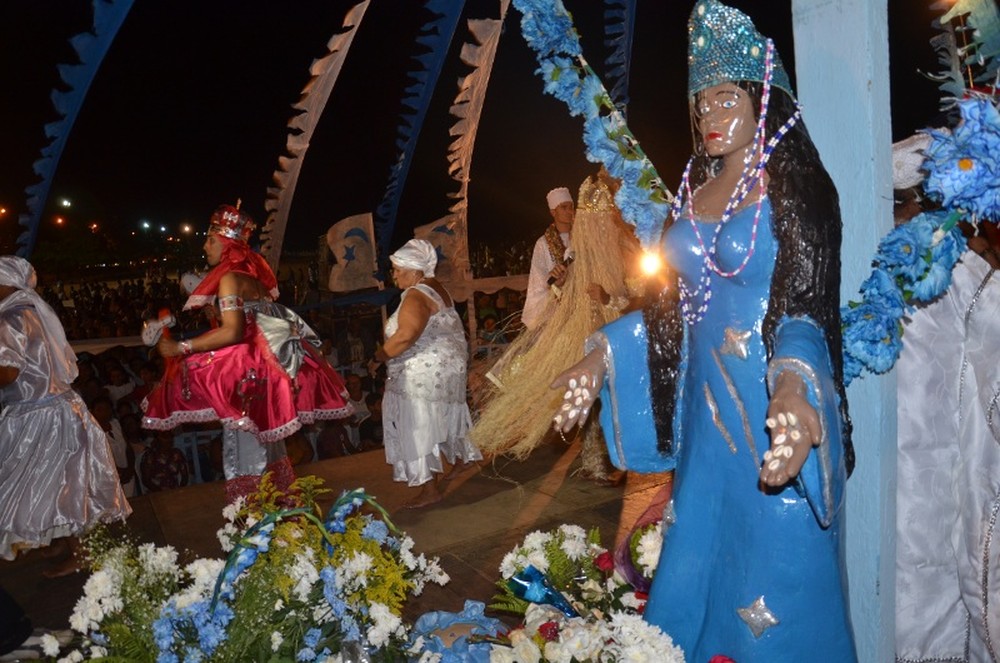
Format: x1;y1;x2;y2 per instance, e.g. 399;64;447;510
326;213;379;292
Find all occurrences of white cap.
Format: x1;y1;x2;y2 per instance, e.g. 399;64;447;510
546;187;573;210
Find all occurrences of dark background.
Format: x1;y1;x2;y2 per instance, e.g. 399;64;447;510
0;0;943;265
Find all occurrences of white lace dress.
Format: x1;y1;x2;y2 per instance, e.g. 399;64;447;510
383;283;481;486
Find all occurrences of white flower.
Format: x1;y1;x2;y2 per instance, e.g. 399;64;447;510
523;530;552;551
288;549;319;602
415;652;442;663
173;558;225;610
604;612;685;662
399;536;418;569
620;591;646;610
511;636;542;663
87;645;108;659
312;604;334;624
636;525;662;576
270;631;284;652
221;495;245;522
525;549;549;573
499;551;518;579
137;543;179;580
559;536;588;561
217;522;239;552
41;633;61;656
558;524;586;540
335;550;374;592
366;602;405;648
489;645;517;663
57;651;84;663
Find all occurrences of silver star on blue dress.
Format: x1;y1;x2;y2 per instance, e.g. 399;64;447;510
720;327;752;360
738;595;780;638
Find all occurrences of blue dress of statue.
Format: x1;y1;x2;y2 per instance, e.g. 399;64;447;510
591;198;855;661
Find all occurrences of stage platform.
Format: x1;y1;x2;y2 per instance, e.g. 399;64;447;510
1;440;671;632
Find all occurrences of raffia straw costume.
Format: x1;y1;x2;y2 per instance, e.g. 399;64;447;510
471;174;640;464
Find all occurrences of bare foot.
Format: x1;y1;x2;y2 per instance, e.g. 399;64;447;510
440;459;477;484
43;556;84;578
403;483;443;509
39;538;69;559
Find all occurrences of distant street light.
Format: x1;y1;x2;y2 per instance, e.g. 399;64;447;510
55;216;65;226
59;198;72;208
140;220;151;230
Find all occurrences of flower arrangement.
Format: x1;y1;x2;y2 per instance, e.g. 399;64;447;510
492;524;640;619
486;525;684;662
58;476;448;662
841;95;1000;384
512;0;671;249
489;603;685;663
923;97;1000;222
841;210;966;383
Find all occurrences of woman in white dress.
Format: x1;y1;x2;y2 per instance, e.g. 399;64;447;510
373;239;482;508
0;256;130;574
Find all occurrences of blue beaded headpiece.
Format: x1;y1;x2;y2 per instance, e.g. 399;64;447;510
688;0;794;99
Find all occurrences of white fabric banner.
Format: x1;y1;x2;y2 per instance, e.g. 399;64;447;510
326;213;379;292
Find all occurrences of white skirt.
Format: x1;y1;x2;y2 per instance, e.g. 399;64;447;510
0;391;131;559
382;391;481;487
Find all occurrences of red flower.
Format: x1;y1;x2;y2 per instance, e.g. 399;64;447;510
595;551;614;572
538;620;560;642
709;655;736;663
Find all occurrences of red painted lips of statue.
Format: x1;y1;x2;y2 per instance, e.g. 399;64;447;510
706;131;723;141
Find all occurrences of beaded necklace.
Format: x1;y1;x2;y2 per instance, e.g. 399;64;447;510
672;39;802;326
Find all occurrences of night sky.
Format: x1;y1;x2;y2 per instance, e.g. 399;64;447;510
0;0;942;261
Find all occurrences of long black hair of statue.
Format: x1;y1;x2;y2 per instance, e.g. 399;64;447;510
642;82;855;476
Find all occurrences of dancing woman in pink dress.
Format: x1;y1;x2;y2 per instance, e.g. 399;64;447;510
142;204;352;500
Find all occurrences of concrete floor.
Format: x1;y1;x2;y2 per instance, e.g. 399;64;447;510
0;440;671;631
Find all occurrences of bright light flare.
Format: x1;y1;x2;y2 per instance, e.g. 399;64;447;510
59;198;72;208
54;216;65;226
639;251;663;275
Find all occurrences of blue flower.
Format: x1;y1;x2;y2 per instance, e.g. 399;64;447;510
182;646;204;662
152;615;176;652
296;646;316;662
303;628;322;649
582;115;625;173
874;218;934;285
538;56;583;112
841;301;903;374
859;268;905;318
923;98;1000;220
361;519;389;544
156;653;179;663
514;0;581;57
842;348;864;385
341;615;361;643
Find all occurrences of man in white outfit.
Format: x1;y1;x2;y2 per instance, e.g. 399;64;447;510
521;187;575;330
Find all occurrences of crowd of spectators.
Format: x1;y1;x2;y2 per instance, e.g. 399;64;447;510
35;271;522;499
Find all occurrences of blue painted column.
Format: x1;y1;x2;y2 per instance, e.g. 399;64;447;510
791;1;895;661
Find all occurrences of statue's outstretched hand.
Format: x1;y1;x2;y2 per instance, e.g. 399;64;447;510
760;371;821;487
550;348;606;434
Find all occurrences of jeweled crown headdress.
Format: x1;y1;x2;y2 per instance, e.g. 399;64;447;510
687;0;794;98
209;200;255;243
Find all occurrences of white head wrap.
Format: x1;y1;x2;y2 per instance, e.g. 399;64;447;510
0;256;78;385
892;132;933;190
546;187;573;210
390;239;437;277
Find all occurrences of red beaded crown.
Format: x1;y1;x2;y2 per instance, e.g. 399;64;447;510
209;203;255;243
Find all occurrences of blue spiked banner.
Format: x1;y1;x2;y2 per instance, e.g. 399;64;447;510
373;0;466;274
603;0;637;116
17;0;134;258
